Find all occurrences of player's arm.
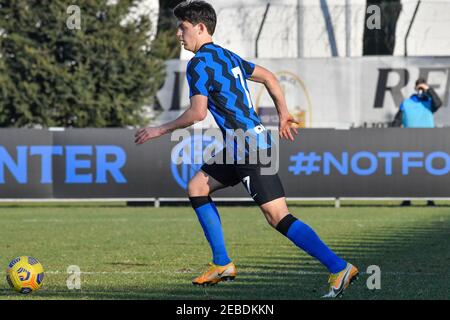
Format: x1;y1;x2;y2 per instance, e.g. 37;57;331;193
249;65;298;141
134;95;207;145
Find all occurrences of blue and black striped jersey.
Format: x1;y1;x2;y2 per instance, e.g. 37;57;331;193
186;42;272;155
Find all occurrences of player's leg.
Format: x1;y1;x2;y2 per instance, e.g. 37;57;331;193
188;170;231;267
260;197;358;297
188;162;240;285
259;197;347;273
238;166;358;296
187;169;225;196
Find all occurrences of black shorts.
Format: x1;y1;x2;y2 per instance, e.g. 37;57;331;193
201;156;285;206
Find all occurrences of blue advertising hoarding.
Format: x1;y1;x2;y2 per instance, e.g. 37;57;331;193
1;128;449;199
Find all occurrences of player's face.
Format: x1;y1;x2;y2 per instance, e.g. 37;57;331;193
176;20;200;52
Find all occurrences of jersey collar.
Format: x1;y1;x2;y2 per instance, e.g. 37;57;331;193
197;42;214;52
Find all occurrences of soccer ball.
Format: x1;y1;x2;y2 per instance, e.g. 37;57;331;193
6;256;45;294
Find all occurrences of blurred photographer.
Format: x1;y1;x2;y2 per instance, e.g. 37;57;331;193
392;78;442;128
391;78;443;206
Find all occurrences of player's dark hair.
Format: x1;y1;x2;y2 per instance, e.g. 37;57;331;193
173;0;217;35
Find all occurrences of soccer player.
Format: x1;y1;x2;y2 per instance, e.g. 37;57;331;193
135;0;358;298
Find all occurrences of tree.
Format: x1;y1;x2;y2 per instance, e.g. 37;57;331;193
0;0;165;127
151;0;182;61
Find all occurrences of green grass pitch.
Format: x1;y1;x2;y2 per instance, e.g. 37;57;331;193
0;201;449;300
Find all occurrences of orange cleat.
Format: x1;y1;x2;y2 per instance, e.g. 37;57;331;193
192;262;237;286
322;263;359;298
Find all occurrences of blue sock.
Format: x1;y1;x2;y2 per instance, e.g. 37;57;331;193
189;196;231;266
276;214;347;273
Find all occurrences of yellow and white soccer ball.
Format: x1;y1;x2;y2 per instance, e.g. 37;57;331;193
6;256;45;294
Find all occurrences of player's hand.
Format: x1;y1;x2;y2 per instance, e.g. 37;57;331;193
134;127;164;145
279;114;299;141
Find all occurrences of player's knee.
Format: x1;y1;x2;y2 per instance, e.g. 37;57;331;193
267;217;278;228
260;208;279;228
261;207;288;228
187;179;209;197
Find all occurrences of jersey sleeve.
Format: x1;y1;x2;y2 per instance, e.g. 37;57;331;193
186;57;211;97
231;52;255;79
241;58;255;79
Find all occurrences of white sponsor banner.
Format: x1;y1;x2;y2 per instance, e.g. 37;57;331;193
154;57;450;129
